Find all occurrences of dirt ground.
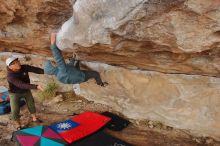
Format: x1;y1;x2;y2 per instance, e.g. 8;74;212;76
0;91;220;146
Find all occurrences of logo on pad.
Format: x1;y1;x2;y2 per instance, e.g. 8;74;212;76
49;119;80;133
57;122;72;130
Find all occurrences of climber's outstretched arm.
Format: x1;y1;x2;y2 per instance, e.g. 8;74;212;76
50;33;66;71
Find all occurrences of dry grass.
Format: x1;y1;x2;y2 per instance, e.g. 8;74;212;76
38;82;58;102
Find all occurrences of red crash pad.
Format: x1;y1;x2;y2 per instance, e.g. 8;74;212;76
50;111;111;143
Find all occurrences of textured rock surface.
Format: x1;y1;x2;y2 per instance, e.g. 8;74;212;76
56;0;146;48
80;62;220;140
56;0;220;77
0;0;220;76
0;0;72;55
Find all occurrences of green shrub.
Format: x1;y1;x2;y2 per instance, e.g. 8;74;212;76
38;82;58;101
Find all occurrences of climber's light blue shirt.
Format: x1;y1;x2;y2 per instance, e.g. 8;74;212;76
44;44;85;84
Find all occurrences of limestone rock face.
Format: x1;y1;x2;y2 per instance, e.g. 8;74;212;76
0;0;72;54
56;0;220;77
1;0;220;76
80;62;220;140
56;0;146;49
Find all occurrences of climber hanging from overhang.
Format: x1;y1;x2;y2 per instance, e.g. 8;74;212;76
44;33;108;95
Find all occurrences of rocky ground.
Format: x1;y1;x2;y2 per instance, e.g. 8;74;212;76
0;90;220;146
